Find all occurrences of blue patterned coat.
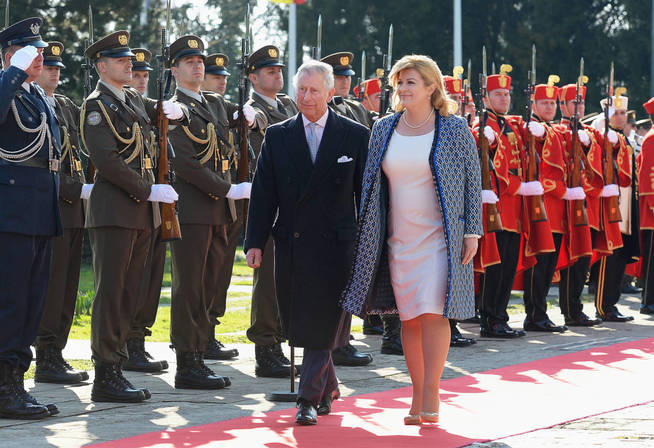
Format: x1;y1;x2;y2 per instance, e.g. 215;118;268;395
340;110;483;320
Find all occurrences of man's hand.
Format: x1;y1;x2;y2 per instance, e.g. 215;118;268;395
162;100;184;120
577;129;590;146
461;237;478;265
233;104;256;127
226;182;252;200
517;181;544;196
527;121;546;138
483;126;495;145
10;45;39;71
246;248;262;268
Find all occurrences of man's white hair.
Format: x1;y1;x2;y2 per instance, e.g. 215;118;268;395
293;60;334;92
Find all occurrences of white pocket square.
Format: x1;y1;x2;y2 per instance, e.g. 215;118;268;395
337;156;353;163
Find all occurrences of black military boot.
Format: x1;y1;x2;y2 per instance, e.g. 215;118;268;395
204;325;239;360
332;343;373;366
123;338;168;372
34;346;86;384
175;352;227;389
91;362;147;403
272;343;301;375
255;345;293;378
0;364;50;420
12;368;59;416
198;353;231;387
380;315;403;355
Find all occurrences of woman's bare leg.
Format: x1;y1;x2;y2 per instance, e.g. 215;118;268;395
420;313;451;414
400;317;424;415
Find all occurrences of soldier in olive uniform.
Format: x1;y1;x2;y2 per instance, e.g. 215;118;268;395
245;45;301;377
0;17;61;420
167;36;255;389
322;52;402;360
33;42;91;385
201;53;241;361
122;47;170;373
202;53;230;96
81;31;186;403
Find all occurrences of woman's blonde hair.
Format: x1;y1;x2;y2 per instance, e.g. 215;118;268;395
389;54;458;117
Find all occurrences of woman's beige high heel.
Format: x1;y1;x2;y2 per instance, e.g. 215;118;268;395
404;414;421;425
420;411;439;424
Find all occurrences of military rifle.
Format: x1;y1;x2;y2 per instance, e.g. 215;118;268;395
4;0;9;29
569;60;589;227
602;62;622;223
377;24;393;116
477;46;501;232
236;4;252;226
356;50;366;102
311;13;321;60
524;45;547;222
156;0;181;242
81;5;96;182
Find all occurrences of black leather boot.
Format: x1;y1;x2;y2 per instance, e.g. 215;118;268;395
91;362;146;403
255;345;293;378
0;364;50;419
12;368;59;415
174;352;227;389
272;343;302;375
34;347;85;384
123;338;168;372
204;325;239;360
332;343;373;366
380;315;404;355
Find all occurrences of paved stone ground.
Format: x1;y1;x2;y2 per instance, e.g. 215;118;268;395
2;288;653;447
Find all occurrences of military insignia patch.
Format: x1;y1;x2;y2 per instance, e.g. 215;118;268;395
339;56;349;66
30;22;40;35
118;34;128;46
136;52;145;62
188;39;199;49
52;46;61;56
268;48;278;58
216;57;224;66
86;111;102;126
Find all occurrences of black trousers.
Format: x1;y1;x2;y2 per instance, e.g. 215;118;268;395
0;233;52;371
480;231;521;327
559;256;590;319
641;230;654;309
523;233;563;322
592;252;627;316
36;227;84;350
298;348;338;408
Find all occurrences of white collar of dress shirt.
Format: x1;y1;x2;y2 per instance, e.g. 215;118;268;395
22;82;31;92
254;90;278;108
177;86;203;103
302;108;329;129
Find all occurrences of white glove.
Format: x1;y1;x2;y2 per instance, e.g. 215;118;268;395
80;184;93;199
577;129;590;147
483;126;495;145
607;129;618;145
148;184;179;203
591;115;605;131
517;181;544;196
10;45;39;71
563;187;586;201
233;104;256;127
600;184;620;197
226;182;252;200
481;189;499;204
162;100;184;120
527;121;546;138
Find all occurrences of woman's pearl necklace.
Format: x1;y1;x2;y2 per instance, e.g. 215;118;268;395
402;108;434;129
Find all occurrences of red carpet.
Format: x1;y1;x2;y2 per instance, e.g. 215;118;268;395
91;338;654;448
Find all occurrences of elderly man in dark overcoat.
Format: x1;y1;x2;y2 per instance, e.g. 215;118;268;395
244;59;369;425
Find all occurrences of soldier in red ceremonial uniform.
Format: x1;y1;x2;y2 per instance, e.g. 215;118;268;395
637;97;654;315
590;93;637;322
353;78;381;114
521;78;570;332
553;83;601;326
474;65;544;338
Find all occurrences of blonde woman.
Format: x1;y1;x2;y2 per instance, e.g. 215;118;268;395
341;55;482;424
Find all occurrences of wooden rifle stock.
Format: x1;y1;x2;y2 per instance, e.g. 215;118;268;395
525;130;548;222
157;102;181;242
479;130;502;232
602;131;622;223
236;104;250;225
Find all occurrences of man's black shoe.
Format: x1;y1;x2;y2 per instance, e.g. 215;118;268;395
317;388;340;416
205;336;239;360
332;343;372;366
175;352;227;389
296;399;317;425
381;335;404;355
255;345;294;378
362;325;383;335
34;347;86;384
564;313;602;327
91;362;146;403
450;333;476;347
640;305;654;315
0;365;50;420
480;323;526;338
523;319;567;333
598;311;634;322
123;338;168;372
461;312;482;324
621;284;642;294
12;368;59;416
